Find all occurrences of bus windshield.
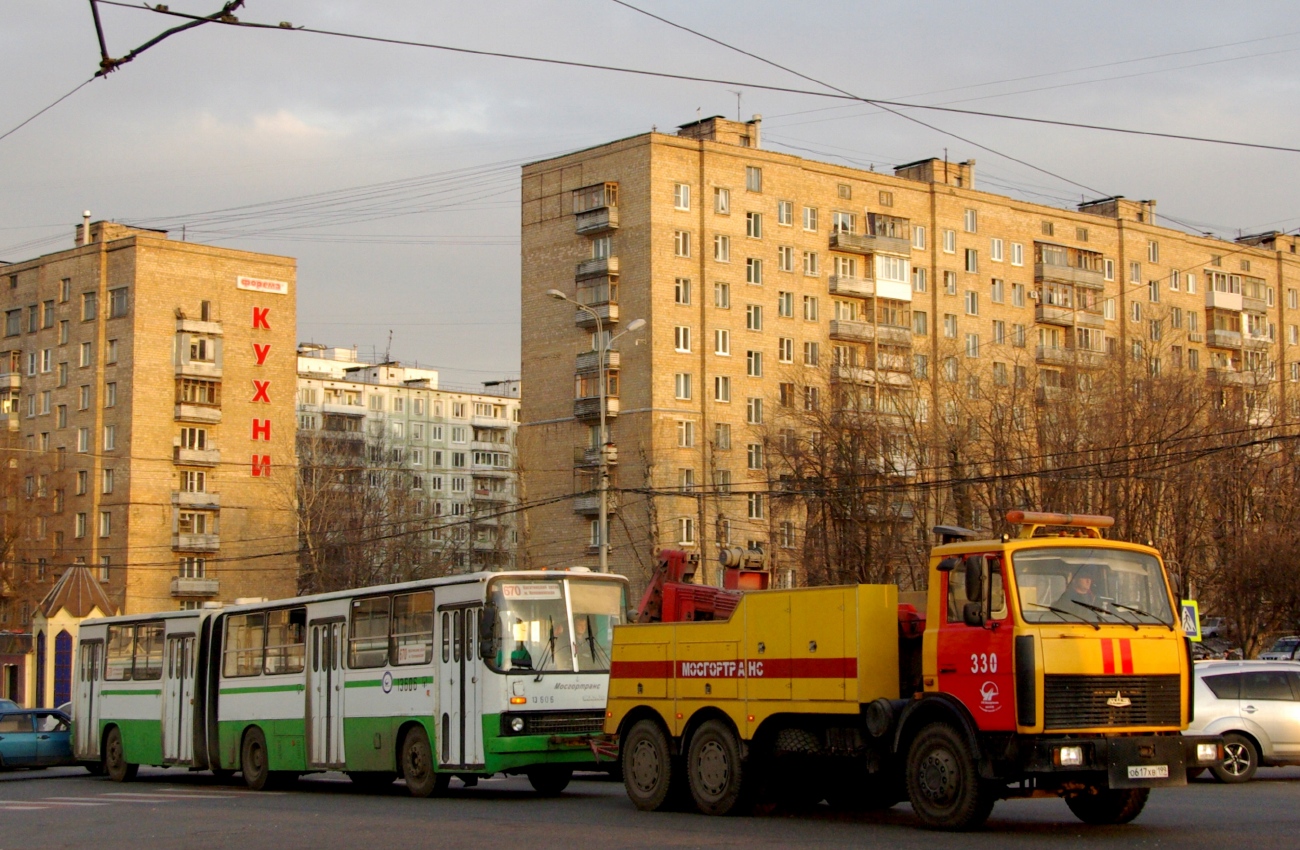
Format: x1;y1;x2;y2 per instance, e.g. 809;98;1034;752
1011;546;1174;627
487;577;627;674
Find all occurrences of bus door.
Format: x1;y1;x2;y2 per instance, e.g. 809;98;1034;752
308;619;345;768
75;640;103;761
162;634;196;763
437;591;484;769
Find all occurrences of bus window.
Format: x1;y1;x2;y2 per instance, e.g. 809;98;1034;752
465;609;476;662
312;628;319;673
569;581;626;672
264;608;307;675
392;591;434;666
105;626;134;681
441;612;450;663
453;610;463;662
224;613;266;678
133;622;165;680
349;597;391;669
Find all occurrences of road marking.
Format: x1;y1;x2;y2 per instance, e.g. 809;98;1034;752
40;800;109;806
0;805;48;811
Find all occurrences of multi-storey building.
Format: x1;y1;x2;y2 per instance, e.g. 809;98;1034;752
296;345;520;577
1;221;299;617
519;115;1300;587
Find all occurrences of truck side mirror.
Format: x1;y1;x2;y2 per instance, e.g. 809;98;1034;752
962;601;984;627
937;557;960;572
479;603;499;660
965;554;985;602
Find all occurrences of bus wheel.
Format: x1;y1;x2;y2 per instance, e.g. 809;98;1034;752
348;771;397;792
104;727;138;783
1065;787;1149;825
241;728;272;791
686;719;748;816
905;723;994;830
527;766;572;796
622;719;677;811
400;728;449;798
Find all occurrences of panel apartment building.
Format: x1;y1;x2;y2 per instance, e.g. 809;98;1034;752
296;346;520;576
519;115;1300;587
1;221;299;619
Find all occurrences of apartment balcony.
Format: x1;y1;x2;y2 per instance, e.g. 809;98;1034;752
321;402;365;416
175;360;222;379
173;445;220;466
1243;332;1273;350
176;318;223;336
471;414;511;430
877;325;913;347
828;275;874;299
573;493;618;516
1243;295;1268;314
170;577;220;597
829;319;873;344
575;349;620;374
574;444;617;467
175;403;222;424
172;491;222;510
471;439;510;452
173;533;220;552
472;487;510;503
1207;328;1243;349
575;256;619;280
4;410;18;432
575;205;619;235
1205;290;1243;312
574;396;619;420
1208;367;1249;385
829;230;911;258
1034;304;1075;328
573;301;619;329
1076;311;1105;329
0;371;18;390
831;363;912;387
1035;385;1066;404
470;463;512;478
1035;262;1105;290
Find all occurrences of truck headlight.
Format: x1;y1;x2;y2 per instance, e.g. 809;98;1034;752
1056;745;1084;767
1197;743;1219;763
510;716;526;733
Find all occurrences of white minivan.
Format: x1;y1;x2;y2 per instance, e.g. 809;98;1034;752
1185;660;1300;782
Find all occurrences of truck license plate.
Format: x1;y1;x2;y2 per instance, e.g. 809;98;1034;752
1127;765;1168;779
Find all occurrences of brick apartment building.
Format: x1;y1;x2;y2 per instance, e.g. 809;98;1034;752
519;116;1300;587
1;221;299;619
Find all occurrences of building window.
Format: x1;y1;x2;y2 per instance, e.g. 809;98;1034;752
944;271;957;295
746;257;762;284
913;354;928;379
746;211;762;239
777;290;794;318
778;337;793;363
965;291;979;316
678;517;695;545
746;397;763;424
714;187;730;214
77;427;90;452
1147;240;1159;263
714;422;730;450
714;281;730;309
745;166;762;192
673;183;690;210
674;277;691;305
747;493;764;520
777;200;793;225
714;376;731;402
79;342;91;367
804;386;820;411
103;424;116;451
674;230;691;257
82;292;97;321
966;334;980;358
802;251;818;276
746;304;763;330
802;206;817;232
990;279;1004;304
803;341;820;367
990;238;1004;262
747;443;763;469
75;513;87;538
715;328;730;355
674;326;691;353
109;287;129;318
992;320;1005;345
942;229;955;253
746;350;762;377
676;419;695;447
943;314;957;338
913;311;928;336
1042;221;1055;237
964;249;979;273
714;234;730;262
674;373;692;400
803;295;819;321
913;267;927;293
99;511;111;537
963;209;978;233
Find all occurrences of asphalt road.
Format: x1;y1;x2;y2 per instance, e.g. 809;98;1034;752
2;766;1297;850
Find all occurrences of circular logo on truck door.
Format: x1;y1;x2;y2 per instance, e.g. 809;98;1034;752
979;681;1000;713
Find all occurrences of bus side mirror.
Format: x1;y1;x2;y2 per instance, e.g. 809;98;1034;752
964;555;985;602
479;604;499;660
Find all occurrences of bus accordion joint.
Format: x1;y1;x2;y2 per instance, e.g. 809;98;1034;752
1005;510;1114;539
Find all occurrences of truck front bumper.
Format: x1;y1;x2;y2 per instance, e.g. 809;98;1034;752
1024;734;1224;789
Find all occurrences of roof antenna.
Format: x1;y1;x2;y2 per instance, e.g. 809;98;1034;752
727;90;742;121
384;329;393;363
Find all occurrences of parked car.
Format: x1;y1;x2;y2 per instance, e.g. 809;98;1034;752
1260;636;1300;661
0;699;17;712
1185;660;1300;782
0;709;74;770
1201;617;1227;639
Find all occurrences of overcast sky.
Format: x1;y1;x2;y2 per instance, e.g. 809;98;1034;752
3;1;1298;387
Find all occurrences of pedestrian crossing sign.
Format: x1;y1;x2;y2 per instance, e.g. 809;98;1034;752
1181;599;1201;642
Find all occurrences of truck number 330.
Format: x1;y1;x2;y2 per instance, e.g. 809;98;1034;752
970;653;998;674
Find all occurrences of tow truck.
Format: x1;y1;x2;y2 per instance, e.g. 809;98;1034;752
605;511;1223;829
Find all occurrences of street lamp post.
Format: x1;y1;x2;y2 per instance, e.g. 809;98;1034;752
548;288;644;573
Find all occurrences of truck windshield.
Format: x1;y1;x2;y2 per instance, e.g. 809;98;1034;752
487;577;627;674
1011;547;1174;627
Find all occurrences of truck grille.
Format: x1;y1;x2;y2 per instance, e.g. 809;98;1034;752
1043;675;1181;730
505;711;605;736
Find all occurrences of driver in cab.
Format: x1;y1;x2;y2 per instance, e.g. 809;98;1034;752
1054;564;1101;615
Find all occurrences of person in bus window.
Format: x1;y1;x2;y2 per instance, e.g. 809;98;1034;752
1054;564;1100;614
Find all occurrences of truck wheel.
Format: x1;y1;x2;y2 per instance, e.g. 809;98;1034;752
1211;733;1257;783
1066;787;1149;825
400;727;450;798
686;719;748;816
622;719;677;811
906;724;994;830
526;766;573;796
104;727;138;783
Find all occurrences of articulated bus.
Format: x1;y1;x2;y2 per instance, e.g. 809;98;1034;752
74;569;629;795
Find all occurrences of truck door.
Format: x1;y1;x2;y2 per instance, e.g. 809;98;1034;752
936;555;1015;731
75;640;102;760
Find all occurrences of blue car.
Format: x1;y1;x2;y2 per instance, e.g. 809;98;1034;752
0;710;74;770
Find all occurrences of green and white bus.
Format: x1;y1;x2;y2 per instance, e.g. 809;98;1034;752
73;569;629;795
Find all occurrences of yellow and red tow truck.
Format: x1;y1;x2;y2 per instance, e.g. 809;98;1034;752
605;511;1223;830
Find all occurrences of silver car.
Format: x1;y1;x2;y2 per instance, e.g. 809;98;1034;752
1186;660;1300;782
1259;636;1300;661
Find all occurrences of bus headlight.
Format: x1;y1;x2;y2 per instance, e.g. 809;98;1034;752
510;716;526;733
1197;743;1219;763
1055;745;1084;767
